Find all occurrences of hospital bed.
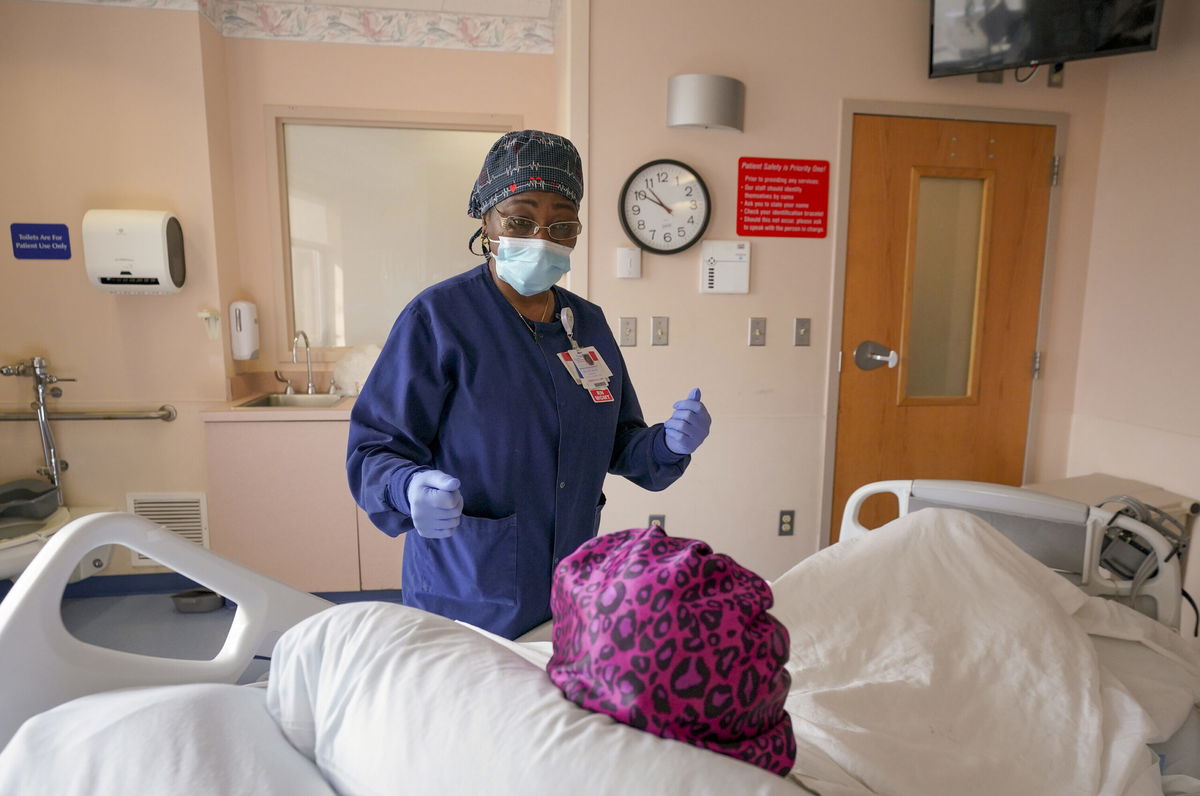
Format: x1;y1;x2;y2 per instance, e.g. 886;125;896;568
0;482;1196;796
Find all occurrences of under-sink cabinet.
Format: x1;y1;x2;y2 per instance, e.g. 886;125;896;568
202;413;403;593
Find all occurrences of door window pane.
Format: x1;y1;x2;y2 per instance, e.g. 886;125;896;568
907;176;985;398
283;125;500;348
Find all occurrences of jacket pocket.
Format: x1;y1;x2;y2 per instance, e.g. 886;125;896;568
410;513;519;606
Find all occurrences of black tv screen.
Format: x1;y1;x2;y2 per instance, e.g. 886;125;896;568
930;0;1164;78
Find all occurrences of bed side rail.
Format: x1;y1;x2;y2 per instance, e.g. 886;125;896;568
840;480;1181;630
0;512;332;750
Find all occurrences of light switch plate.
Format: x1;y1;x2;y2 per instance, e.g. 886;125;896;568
794;317;811;347
619;317;637;346
616;247;642;278
749;317;767;347
652;316;669;346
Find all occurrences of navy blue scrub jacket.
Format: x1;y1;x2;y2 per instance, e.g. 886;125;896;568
347;263;689;638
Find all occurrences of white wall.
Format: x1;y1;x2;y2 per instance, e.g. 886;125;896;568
1065;1;1200;597
587;0;1121;579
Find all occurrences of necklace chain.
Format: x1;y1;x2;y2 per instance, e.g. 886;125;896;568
515;291;553;338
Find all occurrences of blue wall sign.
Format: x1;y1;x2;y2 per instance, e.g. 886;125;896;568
10;223;72;260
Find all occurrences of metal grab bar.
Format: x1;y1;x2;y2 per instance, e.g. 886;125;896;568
0;405;177;422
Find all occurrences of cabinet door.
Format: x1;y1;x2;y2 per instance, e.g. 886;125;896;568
357;507;405;590
206;421;359;592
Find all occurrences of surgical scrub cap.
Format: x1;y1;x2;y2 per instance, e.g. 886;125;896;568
546;527;797;777
467;130;584;219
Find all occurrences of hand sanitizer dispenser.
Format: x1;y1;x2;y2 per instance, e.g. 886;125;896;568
229;300;259;360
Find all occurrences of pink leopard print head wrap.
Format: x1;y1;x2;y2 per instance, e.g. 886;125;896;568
547;527;796;776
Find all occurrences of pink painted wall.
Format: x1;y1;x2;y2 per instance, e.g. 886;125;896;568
0;3;223;576
0;1;558;577
221;36;559;368
587;0;1120;576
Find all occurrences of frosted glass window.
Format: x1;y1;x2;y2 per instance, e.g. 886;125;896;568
906;176;984;398
283;125;500;348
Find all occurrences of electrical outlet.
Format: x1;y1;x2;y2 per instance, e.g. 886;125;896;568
648;514;666;530
794;317;811;347
778;510;794;536
652;316;669;346
619;317;637;346
1048;62;1065;88
749;317;767;346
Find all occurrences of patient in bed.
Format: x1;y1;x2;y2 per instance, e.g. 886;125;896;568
545;526;797;777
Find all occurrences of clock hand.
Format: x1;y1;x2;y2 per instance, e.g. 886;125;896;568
646;184;674;214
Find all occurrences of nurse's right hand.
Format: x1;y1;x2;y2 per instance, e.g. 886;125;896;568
406;469;463;538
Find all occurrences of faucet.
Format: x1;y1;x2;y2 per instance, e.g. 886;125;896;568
273;370;295;395
2;356;73;506
291;330;316;394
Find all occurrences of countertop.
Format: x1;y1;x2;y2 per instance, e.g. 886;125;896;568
199;394;356;423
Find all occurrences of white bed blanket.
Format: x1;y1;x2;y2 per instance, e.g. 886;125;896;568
768;508;1200;796
0;683;333;795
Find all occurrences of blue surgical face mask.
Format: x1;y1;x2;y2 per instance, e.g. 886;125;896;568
490;236;572;296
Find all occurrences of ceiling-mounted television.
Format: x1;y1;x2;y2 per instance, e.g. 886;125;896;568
930;0;1165;78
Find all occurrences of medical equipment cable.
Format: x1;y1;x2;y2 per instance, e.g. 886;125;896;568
1184;589;1199;637
1095;495;1190;622
1013;64;1041;83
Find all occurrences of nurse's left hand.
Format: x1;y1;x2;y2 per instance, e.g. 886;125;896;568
664;387;711;456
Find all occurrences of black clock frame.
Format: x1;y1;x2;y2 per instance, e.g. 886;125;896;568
617;159;711;255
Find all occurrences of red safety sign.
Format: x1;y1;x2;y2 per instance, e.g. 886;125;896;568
736;157;829;238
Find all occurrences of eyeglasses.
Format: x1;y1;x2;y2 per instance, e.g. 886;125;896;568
496;210;582;241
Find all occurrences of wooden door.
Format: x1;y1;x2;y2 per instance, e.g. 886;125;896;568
831;114;1056;540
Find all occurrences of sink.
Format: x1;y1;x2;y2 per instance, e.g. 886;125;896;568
237;393;345;408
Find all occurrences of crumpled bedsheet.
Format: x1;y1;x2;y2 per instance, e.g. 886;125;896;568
766;508;1200;796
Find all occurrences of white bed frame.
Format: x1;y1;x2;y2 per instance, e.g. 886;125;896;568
0;512;331;748
841;479;1184;631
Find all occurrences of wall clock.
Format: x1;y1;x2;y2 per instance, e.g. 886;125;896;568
618;159;711;254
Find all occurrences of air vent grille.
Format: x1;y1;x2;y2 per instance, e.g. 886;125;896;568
126;492;208;567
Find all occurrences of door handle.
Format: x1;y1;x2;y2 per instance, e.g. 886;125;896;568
853;340;898;370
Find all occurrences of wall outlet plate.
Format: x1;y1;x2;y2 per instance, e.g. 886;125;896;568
794;317;811;347
778;510;794;536
649;514;665;530
619;317;637;346
749;317;766;346
652;316;669;346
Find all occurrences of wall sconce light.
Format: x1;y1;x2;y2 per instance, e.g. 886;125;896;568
666;74;745;131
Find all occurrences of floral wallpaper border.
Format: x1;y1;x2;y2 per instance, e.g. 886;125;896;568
31;0;556;53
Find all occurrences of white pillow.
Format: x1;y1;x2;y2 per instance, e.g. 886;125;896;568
266;602;804;796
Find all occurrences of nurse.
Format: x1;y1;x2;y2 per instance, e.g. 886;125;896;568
347;129;711;639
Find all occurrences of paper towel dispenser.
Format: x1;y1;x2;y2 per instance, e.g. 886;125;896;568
82;209;186;294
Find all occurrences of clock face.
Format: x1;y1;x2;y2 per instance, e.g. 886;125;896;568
618;159;711;254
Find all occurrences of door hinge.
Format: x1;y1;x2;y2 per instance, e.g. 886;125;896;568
1050;155;1061;187
1032;350;1044;380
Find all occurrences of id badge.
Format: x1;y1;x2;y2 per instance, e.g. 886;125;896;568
557;351;583;384
567;347;613;383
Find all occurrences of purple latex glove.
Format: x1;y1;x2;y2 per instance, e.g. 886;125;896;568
664;387;712;456
406;469;463;538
